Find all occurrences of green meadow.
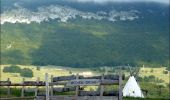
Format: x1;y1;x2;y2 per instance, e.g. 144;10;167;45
0;65;169;99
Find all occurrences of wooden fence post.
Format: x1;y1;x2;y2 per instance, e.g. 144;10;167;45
21;78;25;97
51;75;53;96
7;78;11;96
100;74;104;100
45;73;49;100
75;74;79;100
35;77;40;98
119;74;122;100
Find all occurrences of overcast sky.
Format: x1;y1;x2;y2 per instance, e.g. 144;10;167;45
72;0;169;4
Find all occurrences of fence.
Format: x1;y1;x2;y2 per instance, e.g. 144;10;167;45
0;73;124;100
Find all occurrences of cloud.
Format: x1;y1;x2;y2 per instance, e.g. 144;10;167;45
72;0;169;4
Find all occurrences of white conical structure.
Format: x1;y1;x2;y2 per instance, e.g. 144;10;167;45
123;76;144;98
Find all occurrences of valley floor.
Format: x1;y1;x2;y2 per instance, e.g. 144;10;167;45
0;65;169;99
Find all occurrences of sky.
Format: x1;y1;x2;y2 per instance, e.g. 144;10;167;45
72;0;169;4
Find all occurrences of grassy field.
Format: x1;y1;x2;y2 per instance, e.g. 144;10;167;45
0;65;169;99
139;67;169;84
0;65;97;82
1;65;169;83
124;97;169;100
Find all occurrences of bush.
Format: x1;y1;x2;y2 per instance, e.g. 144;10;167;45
139;75;164;83
3;65;34;78
3;65;21;73
69;70;72;74
163;70;168;74
20;68;33;77
36;66;40;71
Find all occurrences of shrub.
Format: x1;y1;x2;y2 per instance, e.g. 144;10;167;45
3;65;21;73
3;65;34;78
150;69;154;73
69;70;72;74
20;68;33;77
163;70;168;74
139;75;164;83
36;66;40;71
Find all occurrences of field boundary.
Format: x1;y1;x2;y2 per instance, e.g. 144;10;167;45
0;73;124;100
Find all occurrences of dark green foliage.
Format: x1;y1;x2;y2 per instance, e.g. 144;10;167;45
150;69;154;73
124;97;169;100
163;70;168;74
140;82;169;99
36;66;40;71
3;65;21;73
20;68;33;77
3;65;33;77
0;87;34;97
1;3;169;68
69;70;72;74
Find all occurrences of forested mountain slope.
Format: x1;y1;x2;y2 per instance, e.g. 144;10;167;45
1;1;169;68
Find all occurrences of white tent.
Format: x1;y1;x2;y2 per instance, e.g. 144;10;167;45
123;76;144;98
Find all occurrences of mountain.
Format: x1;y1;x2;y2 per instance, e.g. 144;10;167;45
1;0;169;68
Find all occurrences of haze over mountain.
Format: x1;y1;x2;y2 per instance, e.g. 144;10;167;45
1;0;169;68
